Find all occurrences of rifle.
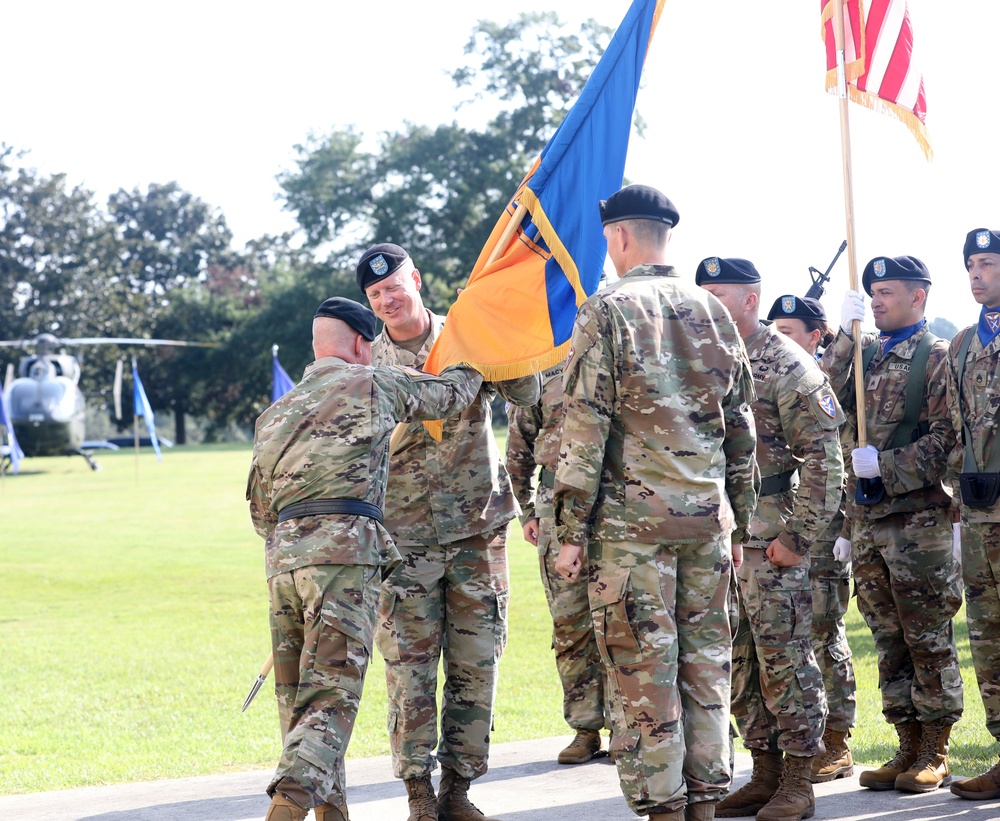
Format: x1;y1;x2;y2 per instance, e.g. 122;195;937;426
804;240;848;300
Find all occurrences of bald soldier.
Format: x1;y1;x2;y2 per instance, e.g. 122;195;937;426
357;243;540;821
555;185;760;821
945;229;1000;801
699;258;845;821
827;257;962;794
247;298;482;821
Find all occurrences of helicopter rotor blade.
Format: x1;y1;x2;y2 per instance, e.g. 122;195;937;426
4;363;13;392
62;338;217;348
0;340;37;348
113;359;124;421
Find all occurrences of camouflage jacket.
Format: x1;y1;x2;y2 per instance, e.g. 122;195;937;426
506;363;565;526
247;356;482;578
373;310;541;546
946;325;1000;523
745;322;845;554
554;264;760;547
821;325;954;522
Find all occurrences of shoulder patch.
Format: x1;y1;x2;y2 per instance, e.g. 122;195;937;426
818;393;837;419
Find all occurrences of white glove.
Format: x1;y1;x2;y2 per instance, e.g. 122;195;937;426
833;537;851;562
841;290;866;336
852;445;881;478
953;522;962;565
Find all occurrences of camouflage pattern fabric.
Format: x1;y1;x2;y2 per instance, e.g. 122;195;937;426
248;356;481;806
247;357;482;578
731;547;827;755
823;325;962;726
375;527;509;781
808;505;856;733
851;510;963;724
956;520;1000;740
821;326;955;521
371;311;537;782
267;564;380;807
553;265;759;813
732;323;844;756
372;309;540;548
507;367;606;731
947;327;1000;739
595;538;734;815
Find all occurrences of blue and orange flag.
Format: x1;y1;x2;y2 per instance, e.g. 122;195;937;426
424;0;666;384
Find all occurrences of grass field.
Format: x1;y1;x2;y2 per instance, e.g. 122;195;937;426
0;442;995;795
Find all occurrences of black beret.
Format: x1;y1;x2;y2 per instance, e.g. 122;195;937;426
695;257;761;285
314;297;377;341
356;243;412;293
767;295;827;322
964;229;1000;263
861;255;930;296
599;184;679;227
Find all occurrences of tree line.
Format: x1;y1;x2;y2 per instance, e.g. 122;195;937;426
0;14;612;443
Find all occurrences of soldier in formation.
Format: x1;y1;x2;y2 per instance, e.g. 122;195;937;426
357;243;540;821
506;359;609;765
554;185;760;821
824;257;962;793
247;297;482;821
698;259;845;821
767;295;856;783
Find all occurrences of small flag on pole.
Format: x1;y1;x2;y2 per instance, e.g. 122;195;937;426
821;0;931;159
132;359;162;461
0;387;23;474
271;345;295;403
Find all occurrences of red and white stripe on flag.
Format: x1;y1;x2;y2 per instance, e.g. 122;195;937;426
820;0;932;160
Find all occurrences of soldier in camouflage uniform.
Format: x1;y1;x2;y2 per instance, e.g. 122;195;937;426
554;185;760;821
247;298;482;821
506;360;608;765
824;255;962;794
945;229;1000;801
356;244;540;821
767;295;856;783
700;259;845;821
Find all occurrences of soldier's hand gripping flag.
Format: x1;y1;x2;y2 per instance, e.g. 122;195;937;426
821;0;931;159
422;0;666;397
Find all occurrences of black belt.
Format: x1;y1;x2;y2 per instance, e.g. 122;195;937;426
760;469;797;497
277;498;384;524
539;467;556;489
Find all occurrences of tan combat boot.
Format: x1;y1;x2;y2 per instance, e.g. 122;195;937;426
685;800;716;820
437;768;502;821
858;721;921;790
716;748;783;817
895;719;952;792
557;728;602;764
756;755;815;821
951;756;1000;799
404;775;438;821
314;804;348;821
648;811;684;821
264;794;308;821
810;727;853;783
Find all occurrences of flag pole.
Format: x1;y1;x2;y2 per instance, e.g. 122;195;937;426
832;0;868;448
484;203;527;269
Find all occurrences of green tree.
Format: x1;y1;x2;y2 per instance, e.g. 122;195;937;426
277;13;614;310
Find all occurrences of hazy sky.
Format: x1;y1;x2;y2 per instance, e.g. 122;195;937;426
2;0;995;328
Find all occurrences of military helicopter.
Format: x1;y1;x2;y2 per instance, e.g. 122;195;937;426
1;333;213;470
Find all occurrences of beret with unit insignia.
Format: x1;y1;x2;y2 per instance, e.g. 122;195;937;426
861;255;930;296
695;257;761;285
356;243;413;293
767;294;827;322
964;228;1000;264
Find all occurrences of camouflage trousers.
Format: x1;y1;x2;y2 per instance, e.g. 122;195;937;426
375;526;509;781
958;518;1000;741
851;507;963;725
537;513;606;731
267;563;381;808
590;538;733;816
731;546;827;755
809;553;856;732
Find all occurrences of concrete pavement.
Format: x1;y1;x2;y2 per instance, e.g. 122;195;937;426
1;736;998;821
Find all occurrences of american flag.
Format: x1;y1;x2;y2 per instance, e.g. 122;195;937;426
821;0;931;160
